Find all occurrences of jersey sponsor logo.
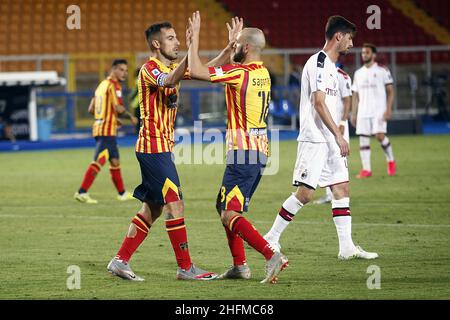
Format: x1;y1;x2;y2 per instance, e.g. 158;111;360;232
326;88;339;96
214;67;224;77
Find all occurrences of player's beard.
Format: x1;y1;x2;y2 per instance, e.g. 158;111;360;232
161;48;178;62
363;56;373;64
233;47;245;63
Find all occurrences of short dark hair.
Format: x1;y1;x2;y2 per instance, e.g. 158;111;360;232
362;43;377;53
325;15;357;40
112;59;127;67
145;22;173;48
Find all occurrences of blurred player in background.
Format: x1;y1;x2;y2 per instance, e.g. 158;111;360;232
314;62;352;204
74;59;138;204
188;11;288;284
264;16;378;261
107;22;217;281
351;43;396;178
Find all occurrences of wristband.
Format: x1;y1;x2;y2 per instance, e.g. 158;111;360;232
339;120;347;126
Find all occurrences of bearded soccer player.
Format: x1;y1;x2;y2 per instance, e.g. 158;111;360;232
107;22;217;281
74;59;138;204
264;16;378;261
188;11;288;284
351;43;396;178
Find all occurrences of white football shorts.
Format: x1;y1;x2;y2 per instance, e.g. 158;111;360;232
292;141;349;189
356;116;387;135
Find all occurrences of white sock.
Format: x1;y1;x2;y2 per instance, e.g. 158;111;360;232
380;136;394;161
332;197;355;253
326;187;333;199
359;136;371;171
266;194;303;242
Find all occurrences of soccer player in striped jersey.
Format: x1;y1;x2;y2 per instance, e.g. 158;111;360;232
74;59;138;204
187;11;288;284
107;22;217;281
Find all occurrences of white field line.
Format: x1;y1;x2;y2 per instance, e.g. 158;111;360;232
0;214;449;229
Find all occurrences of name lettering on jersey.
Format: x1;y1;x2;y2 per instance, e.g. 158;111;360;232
252;77;271;87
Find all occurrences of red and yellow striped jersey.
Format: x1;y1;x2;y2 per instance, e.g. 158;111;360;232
136;57;188;154
92;77;123;137
208;61;271;156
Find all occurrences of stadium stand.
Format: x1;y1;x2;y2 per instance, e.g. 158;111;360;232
219;0;450;64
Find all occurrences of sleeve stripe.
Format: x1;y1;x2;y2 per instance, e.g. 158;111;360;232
211;74;241;83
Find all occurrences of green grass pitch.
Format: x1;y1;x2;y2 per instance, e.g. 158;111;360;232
1;135;450;299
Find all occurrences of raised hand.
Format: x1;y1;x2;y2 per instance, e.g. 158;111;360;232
188;11;201;35
226;16;243;46
186;24;192;48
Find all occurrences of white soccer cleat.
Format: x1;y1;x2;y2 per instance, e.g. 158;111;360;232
263;234;281;253
117;191;135;201
74;192;98;204
338;245;379;260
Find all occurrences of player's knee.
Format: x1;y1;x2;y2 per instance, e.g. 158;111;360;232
138;203;152;222
110;158;120;167
165;200;184;218
294;188;313;204
331;183;349;199
220;210;235;226
375;133;385;142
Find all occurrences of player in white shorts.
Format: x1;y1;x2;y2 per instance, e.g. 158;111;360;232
314;62;352;204
264;16;378;260
351;43;396;178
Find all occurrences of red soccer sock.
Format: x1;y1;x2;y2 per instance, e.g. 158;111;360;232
116;213;151;262
229;215;274;261
79;162;101;193
166;217;192;270
110;166;125;195
223;225;246;266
